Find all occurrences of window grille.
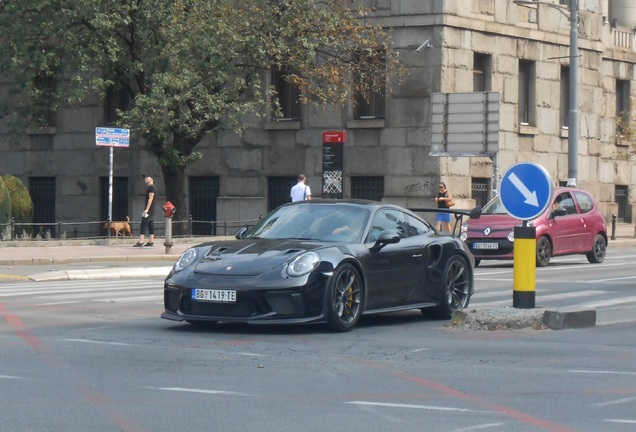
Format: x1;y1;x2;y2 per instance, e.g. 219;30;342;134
351;176;384;201
268;176;296;212
471;177;490;208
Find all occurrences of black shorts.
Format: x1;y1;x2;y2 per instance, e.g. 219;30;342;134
140;218;155;235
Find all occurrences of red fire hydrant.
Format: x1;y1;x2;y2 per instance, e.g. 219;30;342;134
163;201;176;253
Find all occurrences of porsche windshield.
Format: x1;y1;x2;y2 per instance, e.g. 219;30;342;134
245;204;370;242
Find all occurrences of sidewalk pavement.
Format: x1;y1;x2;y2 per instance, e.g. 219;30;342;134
0;236;231;281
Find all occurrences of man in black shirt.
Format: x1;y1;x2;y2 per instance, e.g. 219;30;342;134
134;175;158;247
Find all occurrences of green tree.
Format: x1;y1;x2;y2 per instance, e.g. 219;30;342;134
0;177;11;233
0;0;400;227
1;174;33;224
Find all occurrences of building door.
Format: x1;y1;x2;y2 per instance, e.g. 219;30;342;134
29;177;56;238
189;176;220;236
615;185;629;223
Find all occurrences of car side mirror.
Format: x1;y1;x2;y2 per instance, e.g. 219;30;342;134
370;231;400;252
551;208;567;218
469;205;482;220
234;227;248;239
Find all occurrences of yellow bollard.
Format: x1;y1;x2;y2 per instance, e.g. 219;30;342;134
513;225;536;308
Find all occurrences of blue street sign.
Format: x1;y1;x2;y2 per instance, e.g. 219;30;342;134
499;162;553;220
95;127;130;147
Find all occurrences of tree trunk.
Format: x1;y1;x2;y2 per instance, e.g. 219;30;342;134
160;165;189;236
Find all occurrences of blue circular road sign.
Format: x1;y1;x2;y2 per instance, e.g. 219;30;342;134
498;162;553;220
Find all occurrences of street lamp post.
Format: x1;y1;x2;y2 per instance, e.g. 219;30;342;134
514;0;578;187
567;0;579;187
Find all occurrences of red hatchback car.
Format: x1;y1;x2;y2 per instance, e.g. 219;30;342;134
461;187;608;267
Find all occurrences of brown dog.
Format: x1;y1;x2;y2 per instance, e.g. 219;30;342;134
104;216;132;238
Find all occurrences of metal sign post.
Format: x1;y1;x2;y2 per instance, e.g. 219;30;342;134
96;127;130;236
499;162;553;308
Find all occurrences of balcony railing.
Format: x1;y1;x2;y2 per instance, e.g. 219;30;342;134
613;28;634;50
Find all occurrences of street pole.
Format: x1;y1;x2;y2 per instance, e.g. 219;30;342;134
567;0;578;187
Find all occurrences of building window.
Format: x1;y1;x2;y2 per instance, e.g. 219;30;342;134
268;176;296;212
351;176;384;201
189;176;220;236
271;68;301;120
29;177;56;238
560;66;569;129
99;177;129;222
33;74;57;126
473;53;492;92
353;55;386;120
616;79;631;138
518;60;536;126
471;177;490;208
104;85;131;125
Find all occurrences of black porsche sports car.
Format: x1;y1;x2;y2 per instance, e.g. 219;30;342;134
162;200;477;332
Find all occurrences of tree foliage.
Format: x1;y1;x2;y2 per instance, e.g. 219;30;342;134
0;175;33;238
0;0;401;222
0;177;10;227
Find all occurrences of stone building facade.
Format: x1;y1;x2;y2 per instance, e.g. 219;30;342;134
0;0;634;236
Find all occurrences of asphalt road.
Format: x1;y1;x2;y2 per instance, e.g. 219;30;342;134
2;251;636;431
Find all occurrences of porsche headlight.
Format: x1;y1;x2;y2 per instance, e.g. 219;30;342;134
287;252;320;277
174;248;199;273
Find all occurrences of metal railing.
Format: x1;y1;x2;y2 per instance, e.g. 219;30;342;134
0;216;261;241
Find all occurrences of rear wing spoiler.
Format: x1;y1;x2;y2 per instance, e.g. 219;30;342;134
408;206;482;238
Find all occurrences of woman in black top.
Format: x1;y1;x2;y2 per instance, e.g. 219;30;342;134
435;182;453;233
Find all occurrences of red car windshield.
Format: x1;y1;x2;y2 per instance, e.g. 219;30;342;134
481;197;509;215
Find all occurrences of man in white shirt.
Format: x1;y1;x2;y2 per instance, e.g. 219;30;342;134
290;174;312;202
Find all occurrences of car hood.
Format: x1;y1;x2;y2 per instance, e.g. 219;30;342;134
192;239;325;276
466;214;522;237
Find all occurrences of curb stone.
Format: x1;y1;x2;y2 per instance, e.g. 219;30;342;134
451;306;597;331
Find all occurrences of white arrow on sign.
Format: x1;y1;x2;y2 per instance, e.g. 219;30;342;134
508;173;539;207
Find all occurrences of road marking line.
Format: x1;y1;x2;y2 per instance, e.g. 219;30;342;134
604;419;636;424
594;396;636;407
38;301;80;306
569;369;636;375
451;424;505;432
580;295;636;308
347;401;492;413
151;387;252;396
472;290;606;306
0;375;22;380
64;338;133;347
581;275;636;283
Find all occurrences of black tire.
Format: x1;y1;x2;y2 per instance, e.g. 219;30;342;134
425;254;473;319
586;234;606;264
536;236;551;267
326;263;364;332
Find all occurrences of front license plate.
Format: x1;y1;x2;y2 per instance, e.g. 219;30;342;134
473;242;498;250
192;288;237;303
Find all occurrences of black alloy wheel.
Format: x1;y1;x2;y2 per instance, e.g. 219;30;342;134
586;234;606;263
326;263;363;332
425;254;472;319
536;236;552;267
